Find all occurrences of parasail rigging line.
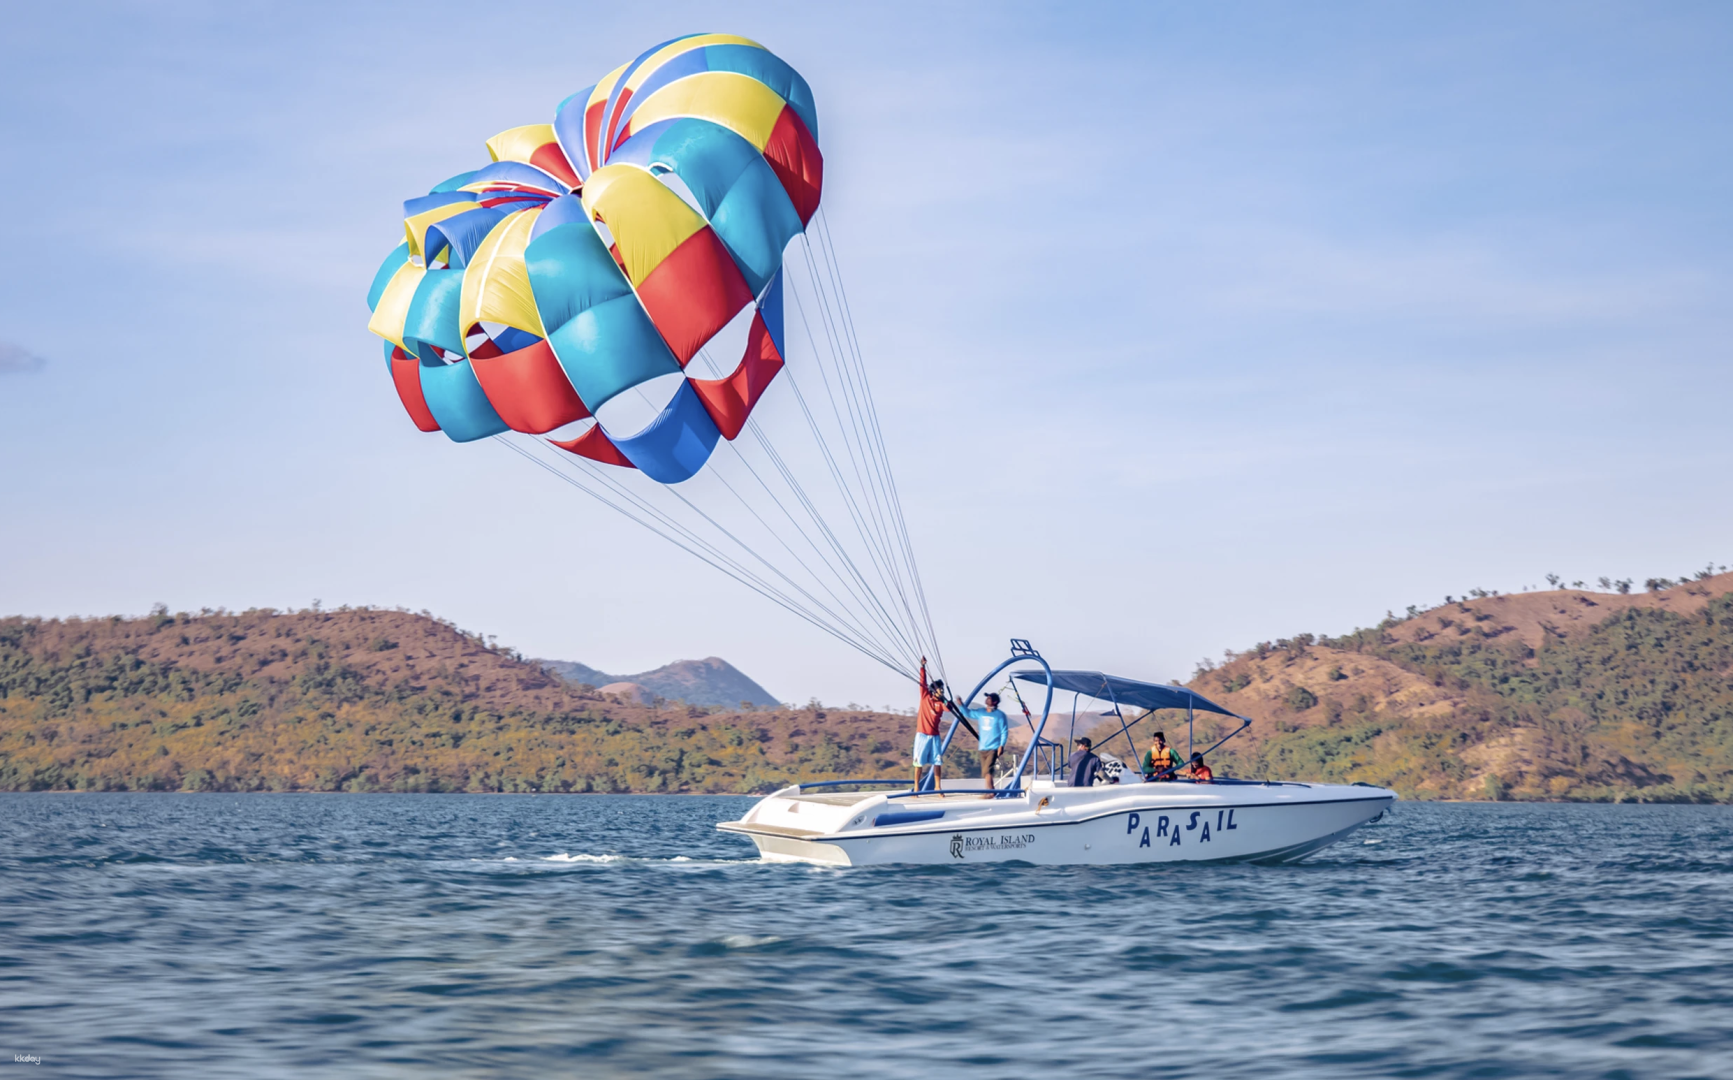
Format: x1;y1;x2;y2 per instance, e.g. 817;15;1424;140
616;364;928;664
496;435;914;679
790;245;912;621
682;338;922;661
710;419;927;666
753;342;932;667
813;210;945;682
530;439;910;677
791;231;945;686
735;415;929;665
523;404;922;678
784;259;934;664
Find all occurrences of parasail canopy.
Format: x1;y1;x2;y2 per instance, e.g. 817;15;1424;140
365;33;823;484
364;35;943;686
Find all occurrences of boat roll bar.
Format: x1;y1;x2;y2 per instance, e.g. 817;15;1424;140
927;638;1054;798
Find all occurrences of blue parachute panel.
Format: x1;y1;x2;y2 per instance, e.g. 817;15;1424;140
610;379;722;483
424;207;508;270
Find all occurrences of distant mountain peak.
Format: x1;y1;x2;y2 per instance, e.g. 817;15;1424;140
536;655;779;708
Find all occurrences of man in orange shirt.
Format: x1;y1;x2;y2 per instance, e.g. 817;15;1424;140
1185;752;1214;783
912;657;949;793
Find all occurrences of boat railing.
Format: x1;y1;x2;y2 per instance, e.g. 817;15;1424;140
791;779;915;791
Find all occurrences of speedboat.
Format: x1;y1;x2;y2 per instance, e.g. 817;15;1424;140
718;640;1395;866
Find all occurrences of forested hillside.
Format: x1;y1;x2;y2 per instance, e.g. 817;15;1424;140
4;571;1729;799
1123;572;1733;802
0;608;912;793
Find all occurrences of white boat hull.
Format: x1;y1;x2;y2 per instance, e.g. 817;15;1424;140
718;779;1394;867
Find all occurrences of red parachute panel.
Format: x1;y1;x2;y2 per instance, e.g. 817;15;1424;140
691;310;784;440
470;338;590;434
551;424;635;468
530;142;580;188
635;226;754;366
390;350;441;432
762;105;823;225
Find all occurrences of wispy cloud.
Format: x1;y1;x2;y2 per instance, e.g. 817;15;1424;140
0;341;46;374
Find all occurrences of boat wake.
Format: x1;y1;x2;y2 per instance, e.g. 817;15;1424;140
537;852;752;865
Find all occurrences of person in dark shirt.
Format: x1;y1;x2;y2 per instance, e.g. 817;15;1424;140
1067;737;1101;788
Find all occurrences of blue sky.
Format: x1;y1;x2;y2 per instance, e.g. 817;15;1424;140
2;2;1729;707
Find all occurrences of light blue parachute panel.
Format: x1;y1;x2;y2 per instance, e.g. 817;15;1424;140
524;195;683;409
402;270;465;363
430;171;480;194
367;243;410;311
611;118;803;296
419;361;509;442
404;269;506;442
609;379;722;483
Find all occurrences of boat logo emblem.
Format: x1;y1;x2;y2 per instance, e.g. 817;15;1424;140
949;834;965;859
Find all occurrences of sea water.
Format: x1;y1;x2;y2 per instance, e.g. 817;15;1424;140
2;795;1729;1079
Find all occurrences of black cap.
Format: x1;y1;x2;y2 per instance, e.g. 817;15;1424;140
1076;737;1093;748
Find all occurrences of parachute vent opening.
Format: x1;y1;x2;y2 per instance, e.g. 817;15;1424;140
544;416;598;443
465;322;542;359
692;303;760;379
595;371;686;441
653;170;707;218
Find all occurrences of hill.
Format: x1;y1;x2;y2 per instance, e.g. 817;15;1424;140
535;656;780;709
1079;572;1733;803
0;608;917;794
4;571;1728;800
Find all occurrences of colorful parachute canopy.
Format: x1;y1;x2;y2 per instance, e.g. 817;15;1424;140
365;34;823;483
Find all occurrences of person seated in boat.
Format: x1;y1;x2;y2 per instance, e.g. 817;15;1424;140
1067;737;1101;788
1184;752;1214;783
912;657;949;793
1141;731;1181;781
963;693;1009;790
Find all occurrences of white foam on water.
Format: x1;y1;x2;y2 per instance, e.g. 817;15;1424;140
719;934;782;950
536;852;760;866
542;853;626;863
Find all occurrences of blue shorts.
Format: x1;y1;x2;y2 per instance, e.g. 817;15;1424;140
913;732;942;766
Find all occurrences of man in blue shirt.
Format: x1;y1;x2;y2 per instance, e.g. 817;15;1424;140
965;692;1009;789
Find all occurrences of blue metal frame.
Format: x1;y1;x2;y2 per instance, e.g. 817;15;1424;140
928;640;1054;797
